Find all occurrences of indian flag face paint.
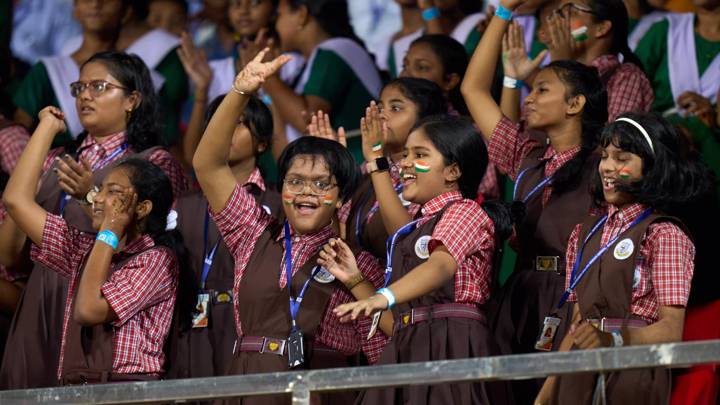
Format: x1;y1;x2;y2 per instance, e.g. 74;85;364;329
323;194;334;206
282;193;294;205
372;142;383;153
414;160;430;173
571;22;589;42
618;168;632;181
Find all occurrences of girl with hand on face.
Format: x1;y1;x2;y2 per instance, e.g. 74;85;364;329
0;51;188;390
535;112;709;405
193;50;386;405
3;105;182;385
165;93;280;380
462;1;608;403
330;116;514;405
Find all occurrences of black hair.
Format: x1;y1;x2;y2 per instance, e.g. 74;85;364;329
287;0;365;48
412;115;514;241
588;0;644;68
458;0;483;15
592;112;715;212
129;0;150;20
204;94;274;154
72;51;163;154
383;77;448;122
410;35;469;116
276;136;359;202
543;60;608;195
149;0;189;15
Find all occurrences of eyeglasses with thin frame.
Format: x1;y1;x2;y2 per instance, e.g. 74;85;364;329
554;2;596;19
283;178;337;195
69;80;129;98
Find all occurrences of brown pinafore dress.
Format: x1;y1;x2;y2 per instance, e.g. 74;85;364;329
0;146;163;389
222;222;355;405
552;213;674;405
489;147;598;405
61;247;172;385
345;175;392;260
359;203;511;405
165;185;280;379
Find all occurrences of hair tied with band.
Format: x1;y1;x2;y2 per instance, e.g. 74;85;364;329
615;117;655;155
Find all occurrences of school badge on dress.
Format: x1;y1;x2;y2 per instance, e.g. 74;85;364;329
614;238;634;260
414;235;431;259
313;266;336;284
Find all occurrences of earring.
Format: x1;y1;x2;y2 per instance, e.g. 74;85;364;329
125;108;133;121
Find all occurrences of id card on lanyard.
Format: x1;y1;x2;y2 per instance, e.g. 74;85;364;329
534;208;653;351
192;209;221;329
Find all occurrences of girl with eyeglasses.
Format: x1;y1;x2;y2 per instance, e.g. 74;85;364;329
165;93;281;380
535;112;708;405
462;1;608;403
0;51;188;389
193;50;386;405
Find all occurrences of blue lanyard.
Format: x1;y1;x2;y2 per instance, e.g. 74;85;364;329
200;209;221;290
513;167;553;203
283;221;321;330
355;183;403;248
382;218;423;288
59;143;129;215
556;208;653;309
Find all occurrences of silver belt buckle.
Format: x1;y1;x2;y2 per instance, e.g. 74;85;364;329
535;256;559;272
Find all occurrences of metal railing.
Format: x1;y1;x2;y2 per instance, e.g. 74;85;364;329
1;340;718;404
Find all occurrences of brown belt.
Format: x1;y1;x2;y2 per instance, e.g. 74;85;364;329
588;317;649;332
62;370;160;385
395;303;485;331
234;336;338;357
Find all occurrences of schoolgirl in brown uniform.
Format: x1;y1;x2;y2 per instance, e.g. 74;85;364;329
166;94;280;379
3;105;182;384
0;51;188;389
331;116;513;405
535;113;709;404
193;50;387;405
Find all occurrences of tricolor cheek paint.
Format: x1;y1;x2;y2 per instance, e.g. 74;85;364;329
372;142;383;153
414;160;431;173
571;21;589;42
282;194;295;205
323;194;334;206
618;168;632;181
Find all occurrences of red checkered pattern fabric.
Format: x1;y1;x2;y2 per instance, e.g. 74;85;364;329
43;132;189;199
564;203;695;322
213;184;387;361
592;55;654;121
0;124;30;281
30;214;178;377
420;191;495;304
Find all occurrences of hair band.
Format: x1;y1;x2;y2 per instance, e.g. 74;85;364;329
615;117;655;155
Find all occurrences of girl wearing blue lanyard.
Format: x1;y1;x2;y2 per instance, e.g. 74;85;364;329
327;116;513;405
535;113;711;404
166;94;280;379
0;51;187;389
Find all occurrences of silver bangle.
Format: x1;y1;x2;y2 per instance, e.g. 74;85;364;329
231;84;250;96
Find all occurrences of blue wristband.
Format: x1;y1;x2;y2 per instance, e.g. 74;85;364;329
377;288;396;309
495;5;513;21
422;7;440;22
96;229;119;250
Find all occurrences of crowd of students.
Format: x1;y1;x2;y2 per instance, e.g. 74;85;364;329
0;0;718;404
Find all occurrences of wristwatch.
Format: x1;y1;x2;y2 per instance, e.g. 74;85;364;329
367;157;390;174
79;186;99;206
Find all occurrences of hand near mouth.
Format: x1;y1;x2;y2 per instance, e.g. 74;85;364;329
360;101;387;162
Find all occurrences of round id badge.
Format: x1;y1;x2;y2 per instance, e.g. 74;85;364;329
313;266;336;284
415;235;431;259
614;238;634;260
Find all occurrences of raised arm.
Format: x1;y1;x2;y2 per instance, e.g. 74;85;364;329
461;0;522;140
3;107;67;245
192;49;291;212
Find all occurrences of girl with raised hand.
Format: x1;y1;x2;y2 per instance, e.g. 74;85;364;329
3;106;182;384
536;112;708;405
543;0;654;120
462;1;608;403
0;51;188;390
166;93;280;379
331;115;514;405
193;49;386;405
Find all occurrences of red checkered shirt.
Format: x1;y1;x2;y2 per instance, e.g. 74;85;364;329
0;123;30;281
564;203;694;322
488;116;580;204
43;132;189;199
591;54;654;121
417;191;495;304
212;184;388;363
31;214;178;378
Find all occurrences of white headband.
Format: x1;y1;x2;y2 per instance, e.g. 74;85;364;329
615;117;655;155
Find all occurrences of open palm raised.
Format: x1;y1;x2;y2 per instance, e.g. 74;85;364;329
232;48;292;94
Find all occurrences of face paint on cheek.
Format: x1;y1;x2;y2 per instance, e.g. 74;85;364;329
414;160;431;173
282;193;294;205
618;168;632;181
571;21;589;42
323;194;334;206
